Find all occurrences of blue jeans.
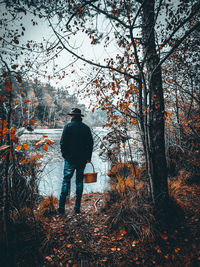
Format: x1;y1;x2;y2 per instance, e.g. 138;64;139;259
59;160;86;211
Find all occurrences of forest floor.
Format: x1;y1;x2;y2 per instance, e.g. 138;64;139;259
9;183;200;267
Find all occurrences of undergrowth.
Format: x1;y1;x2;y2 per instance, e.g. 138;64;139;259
102;178;155;241
103;160;200;242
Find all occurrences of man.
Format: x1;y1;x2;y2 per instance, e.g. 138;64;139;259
58;108;93;214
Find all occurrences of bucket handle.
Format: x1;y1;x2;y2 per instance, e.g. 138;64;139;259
87;162;95;173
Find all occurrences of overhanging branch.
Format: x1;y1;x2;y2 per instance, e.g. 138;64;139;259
159;1;200;50
48;18;140;82
88;1;129;29
152;21;200;78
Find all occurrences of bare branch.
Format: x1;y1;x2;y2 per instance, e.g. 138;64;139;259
65;0;98;29
159;1;200;50
152;20;200;77
130;1;145;29
173;80;200;105
88;2;129;29
48;18;140;82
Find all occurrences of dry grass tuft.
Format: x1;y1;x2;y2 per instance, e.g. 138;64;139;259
36;195;58;218
102;176;155;241
169;176;200;214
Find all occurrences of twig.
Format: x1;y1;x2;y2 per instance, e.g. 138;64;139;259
93;198;101;214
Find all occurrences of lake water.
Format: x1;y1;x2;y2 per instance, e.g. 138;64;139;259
21;128;110;198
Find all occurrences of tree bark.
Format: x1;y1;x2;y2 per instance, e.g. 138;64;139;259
141;0;168;208
2;77;13;261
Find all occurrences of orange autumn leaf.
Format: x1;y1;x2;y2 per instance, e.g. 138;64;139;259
121;230;127;235
24;99;31;104
174;248;181;253
13;38;19;44
11;134;18;143
11;64;18;70
0;95;5;103
91;39;96;45
157;248;161;253
161;234;168;240
23;144;29;150
20;159;27;165
45;139;54;145
16;75;22;83
43;144;48;151
35;140;41;148
5;80;12;92
3;71;7;78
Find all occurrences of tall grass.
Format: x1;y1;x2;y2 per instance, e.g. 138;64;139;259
102;163;155;240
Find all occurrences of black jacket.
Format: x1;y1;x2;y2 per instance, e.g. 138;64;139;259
60;117;93;165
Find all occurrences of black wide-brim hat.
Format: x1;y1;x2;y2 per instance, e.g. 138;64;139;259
68;108;84;117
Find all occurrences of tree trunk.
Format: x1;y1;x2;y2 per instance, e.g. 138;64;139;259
2;77;13;261
142;0;168;208
137;76;153;199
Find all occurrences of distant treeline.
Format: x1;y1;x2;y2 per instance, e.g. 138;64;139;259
0;75;106;128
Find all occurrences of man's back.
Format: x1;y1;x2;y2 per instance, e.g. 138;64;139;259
60;117;93;165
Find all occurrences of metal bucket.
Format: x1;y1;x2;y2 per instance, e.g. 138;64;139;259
84;162;97;183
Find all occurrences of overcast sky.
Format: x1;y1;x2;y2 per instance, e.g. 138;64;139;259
0;0;184;102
